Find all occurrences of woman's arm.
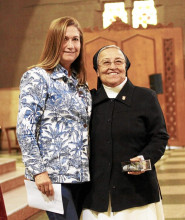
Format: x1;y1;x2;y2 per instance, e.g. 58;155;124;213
140;90;169;166
16;69;54;196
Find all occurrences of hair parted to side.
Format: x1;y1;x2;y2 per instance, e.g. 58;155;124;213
29;16;87;84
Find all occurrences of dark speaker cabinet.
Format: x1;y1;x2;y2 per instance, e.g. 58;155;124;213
149;73;163;94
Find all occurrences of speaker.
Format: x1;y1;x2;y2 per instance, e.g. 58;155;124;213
149;73;163;94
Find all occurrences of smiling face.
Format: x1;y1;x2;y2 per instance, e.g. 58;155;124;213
60;25;81;71
97;47;126;87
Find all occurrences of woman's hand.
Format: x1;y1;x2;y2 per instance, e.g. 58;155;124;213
128;156;145;175
35;171;54;197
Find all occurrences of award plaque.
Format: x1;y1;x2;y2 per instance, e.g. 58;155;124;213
121;159;151;172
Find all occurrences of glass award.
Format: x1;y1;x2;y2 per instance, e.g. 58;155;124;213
121;159;152;172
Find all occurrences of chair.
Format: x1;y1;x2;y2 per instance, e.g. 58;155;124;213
4;126;20;154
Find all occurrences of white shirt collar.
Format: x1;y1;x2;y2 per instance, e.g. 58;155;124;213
103;77;127;98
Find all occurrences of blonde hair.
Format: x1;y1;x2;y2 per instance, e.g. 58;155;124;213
29;16;86;84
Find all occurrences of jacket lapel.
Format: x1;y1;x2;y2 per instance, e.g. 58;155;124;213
116;79;135;106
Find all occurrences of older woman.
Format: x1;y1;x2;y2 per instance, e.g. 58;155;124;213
16;16;91;220
81;45;169;220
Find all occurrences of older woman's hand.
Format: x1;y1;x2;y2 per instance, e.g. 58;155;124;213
128;156;145;175
35;171;54;197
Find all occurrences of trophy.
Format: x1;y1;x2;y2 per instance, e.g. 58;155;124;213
121;159;151;172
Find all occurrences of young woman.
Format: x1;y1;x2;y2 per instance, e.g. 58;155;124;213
16;16;91;220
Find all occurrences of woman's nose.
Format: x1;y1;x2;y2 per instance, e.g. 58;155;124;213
66;40;74;48
109;62;117;68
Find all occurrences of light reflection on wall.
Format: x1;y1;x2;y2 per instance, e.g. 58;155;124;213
103;2;127;29
103;1;157;29
132;0;157;28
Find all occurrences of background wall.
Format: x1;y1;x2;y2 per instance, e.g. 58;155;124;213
0;0;185;88
0;0;102;88
155;0;185;69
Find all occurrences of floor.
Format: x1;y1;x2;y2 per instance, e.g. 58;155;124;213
1;147;185;220
157;147;185;220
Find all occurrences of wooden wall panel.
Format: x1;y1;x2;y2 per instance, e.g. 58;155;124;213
121;35;156;88
84;25;185;146
163;39;177;142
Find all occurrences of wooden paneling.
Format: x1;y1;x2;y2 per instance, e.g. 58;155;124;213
84;25;185;146
121;34;156;88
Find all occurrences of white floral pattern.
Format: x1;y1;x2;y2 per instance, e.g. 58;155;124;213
16;64;92;183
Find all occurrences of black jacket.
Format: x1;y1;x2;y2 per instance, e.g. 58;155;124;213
83;79;169;212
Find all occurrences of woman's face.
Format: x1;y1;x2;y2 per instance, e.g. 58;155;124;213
60;25;81;70
97;48;126;87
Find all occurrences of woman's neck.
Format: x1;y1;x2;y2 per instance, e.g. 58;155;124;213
103;77;127;98
59;62;71;76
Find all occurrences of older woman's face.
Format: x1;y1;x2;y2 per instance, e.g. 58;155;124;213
97;48;126;87
60;25;81;71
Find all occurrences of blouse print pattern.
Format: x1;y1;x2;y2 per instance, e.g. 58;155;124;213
16;64;92;183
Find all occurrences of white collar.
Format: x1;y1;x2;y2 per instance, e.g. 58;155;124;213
103;77;127;98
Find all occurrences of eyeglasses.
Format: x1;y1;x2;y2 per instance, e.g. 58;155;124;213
98;59;125;68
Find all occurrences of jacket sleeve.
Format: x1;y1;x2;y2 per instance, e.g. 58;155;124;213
16;69;48;177
140;90;169;166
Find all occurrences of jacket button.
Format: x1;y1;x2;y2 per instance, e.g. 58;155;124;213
112;186;116;189
83;124;87;128
107;119;111;123
79;91;83;96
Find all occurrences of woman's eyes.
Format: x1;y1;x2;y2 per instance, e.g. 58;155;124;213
102;60;124;65
115;60;123;64
103;61;111;65
64;37;79;41
73;37;79;41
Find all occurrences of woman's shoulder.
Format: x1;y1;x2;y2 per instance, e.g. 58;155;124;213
19;67;51;89
134;85;156;97
90;88;97;95
21;67;50;81
23;66;47;76
132;85;158;104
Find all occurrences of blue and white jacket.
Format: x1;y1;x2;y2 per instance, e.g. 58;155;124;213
16;64;92;183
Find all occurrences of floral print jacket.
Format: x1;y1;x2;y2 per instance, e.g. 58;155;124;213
16;64;92;183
